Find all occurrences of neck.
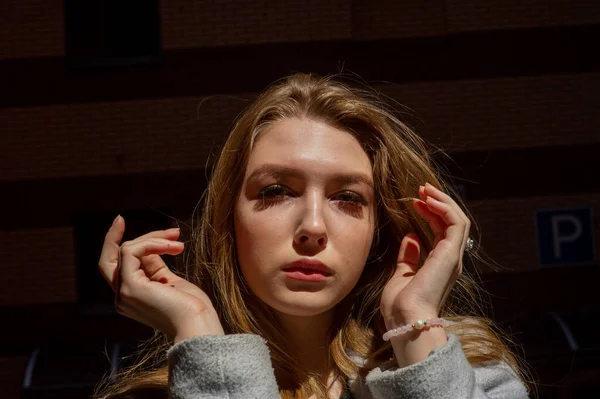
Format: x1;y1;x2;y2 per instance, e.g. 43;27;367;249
274;310;346;398
276;310;334;376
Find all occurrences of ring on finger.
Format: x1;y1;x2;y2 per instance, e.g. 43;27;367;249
465;237;474;252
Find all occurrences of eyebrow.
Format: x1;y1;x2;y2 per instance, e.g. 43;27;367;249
247;164;374;188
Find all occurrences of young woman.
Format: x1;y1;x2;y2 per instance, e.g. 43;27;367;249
96;73;531;398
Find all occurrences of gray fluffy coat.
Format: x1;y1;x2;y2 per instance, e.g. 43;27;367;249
167;333;529;399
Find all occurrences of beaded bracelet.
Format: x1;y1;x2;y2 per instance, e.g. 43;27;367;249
382;317;454;341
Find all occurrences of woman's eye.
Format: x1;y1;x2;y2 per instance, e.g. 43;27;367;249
255;184;293;210
334;191;368;205
258;184;291;199
333;191;368;218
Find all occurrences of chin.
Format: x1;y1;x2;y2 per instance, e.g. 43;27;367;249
266;291;343;317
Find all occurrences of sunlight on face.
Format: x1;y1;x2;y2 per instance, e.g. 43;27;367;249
234;118;375;317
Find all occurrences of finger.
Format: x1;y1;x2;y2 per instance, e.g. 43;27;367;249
119;238;184;283
419;239;463;281
413;199;445;236
424;196;466;243
418;185;428;202
129;228;181;244
141;254;173;282
396;233;420;273
422;184;472;250
423;196;464;226
98;215;125;287
423;183;468;221
418;186;446;242
420;184;463;221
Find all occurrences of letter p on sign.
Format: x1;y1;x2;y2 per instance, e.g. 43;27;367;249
536;208;596;267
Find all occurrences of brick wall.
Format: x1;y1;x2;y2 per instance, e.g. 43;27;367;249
0;228;76;306
161;0;352;48
472;194;600;273
0;95;247;181
2;73;598;181
382;73;600;151
446;0;600;32
3;1;600;59
1;2;599;396
347;0;445;39
0;0;64;59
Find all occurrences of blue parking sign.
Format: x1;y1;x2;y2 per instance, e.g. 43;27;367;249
535;208;596;266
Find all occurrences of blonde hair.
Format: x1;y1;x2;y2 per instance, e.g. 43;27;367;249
95;73;532;398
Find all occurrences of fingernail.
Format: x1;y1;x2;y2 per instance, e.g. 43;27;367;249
168;227;181;232
425;182;432;187
112;214;121;226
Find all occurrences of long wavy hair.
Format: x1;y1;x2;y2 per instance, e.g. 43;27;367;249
94;73;532;398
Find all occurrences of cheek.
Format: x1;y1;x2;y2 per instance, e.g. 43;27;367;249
336;221;375;274
234;207;264;296
234;205;291;303
237;208;284;240
340;210;375;251
234;204;288;271
234;207;259;266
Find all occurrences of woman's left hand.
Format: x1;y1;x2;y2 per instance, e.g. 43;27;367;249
380;183;471;329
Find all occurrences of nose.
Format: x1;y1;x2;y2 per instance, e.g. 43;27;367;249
293;191;328;254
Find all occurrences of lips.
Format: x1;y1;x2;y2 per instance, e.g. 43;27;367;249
282;259;333;282
282;259;333;275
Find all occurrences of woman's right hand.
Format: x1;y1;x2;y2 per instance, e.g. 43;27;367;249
98;215;225;343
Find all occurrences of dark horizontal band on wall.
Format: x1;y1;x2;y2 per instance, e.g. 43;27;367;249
0;302;153;357
1;265;598;357
439;144;598;202
0;170;208;231
1;24;599;108
1;143;597;231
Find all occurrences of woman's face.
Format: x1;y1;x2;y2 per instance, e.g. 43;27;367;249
234;118;375;317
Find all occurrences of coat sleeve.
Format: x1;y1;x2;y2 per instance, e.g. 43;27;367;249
167;334;280;399
364;334;530;399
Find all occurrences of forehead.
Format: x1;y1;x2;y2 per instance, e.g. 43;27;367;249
247;118;372;177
